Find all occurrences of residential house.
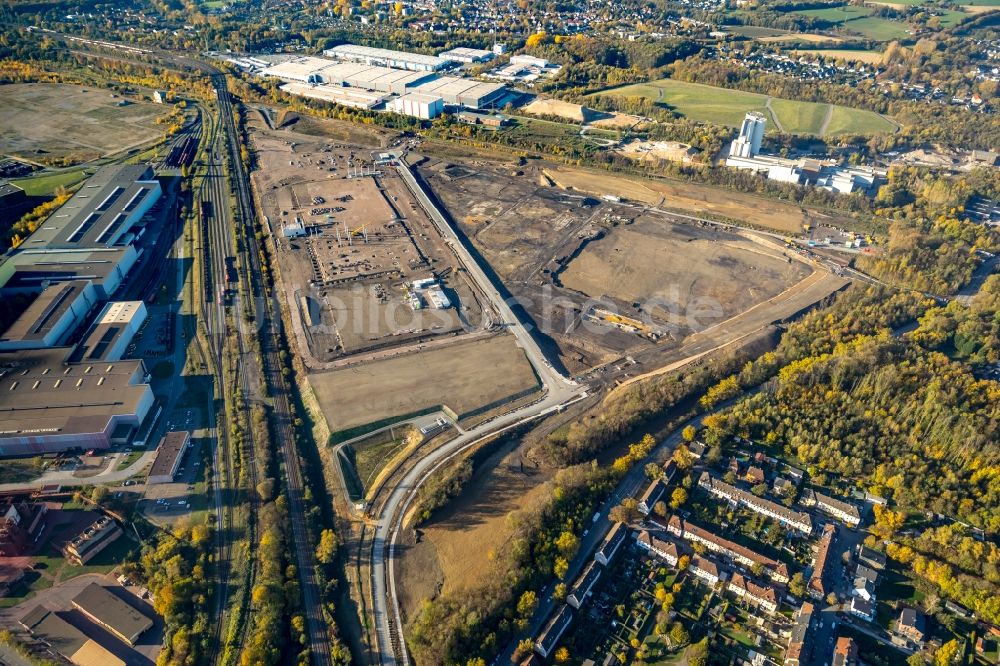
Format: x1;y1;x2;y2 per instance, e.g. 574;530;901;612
594;522;626;566
832;637;858;666
690;555;723;586
727;572;779;614
567;561;601;609
800;489;862;528
784;602;814;666
850;595;874;621
638;478;666;516
896;608;926;645
636;530;680;566
856;546;886;571
699;472;813;535
666;515;790;583
808;524;836;600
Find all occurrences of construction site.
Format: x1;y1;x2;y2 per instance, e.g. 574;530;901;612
416;156;837;374
249;113;541;433
251;122;488;365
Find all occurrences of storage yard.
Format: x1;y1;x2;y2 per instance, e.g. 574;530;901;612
417;157;833;373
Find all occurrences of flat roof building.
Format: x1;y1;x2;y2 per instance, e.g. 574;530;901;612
278;82;384;110
0;245;140;299
71;582;153;645
147;430;189;484
410;76;506;108
65;514;123;565
19;605;125;666
439;47;495;63
0;347;154;457
18;165;160;251
324;44;453;71
0;280;98;351
71;301;147;363
391;92;444;120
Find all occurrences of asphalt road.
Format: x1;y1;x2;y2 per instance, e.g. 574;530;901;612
369;158;587;665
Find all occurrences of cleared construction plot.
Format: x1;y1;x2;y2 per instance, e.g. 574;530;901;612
420;157;828;373
250;114;486;366
543;165;845;233
308;334;540;431
520;98;644;128
593;78;896;135
0;83;166;162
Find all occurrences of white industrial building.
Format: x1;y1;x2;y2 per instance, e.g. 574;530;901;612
73;301;147;363
725;112;884;195
409;76;505;108
0;280;99;351
324;44;453;72
439;47;495;63
279;82;384;110
409;278;451;309
281;218;307;238
391;93;444;119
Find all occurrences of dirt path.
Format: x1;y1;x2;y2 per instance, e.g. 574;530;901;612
819;103;835;136
765;97;786;134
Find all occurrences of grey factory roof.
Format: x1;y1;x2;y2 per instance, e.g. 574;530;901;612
0;347;150;440
0;280;94;346
148;430;189;480
326;44;452;69
71;301;145;363
19;164;158;250
0;246;135;291
72;582;153;643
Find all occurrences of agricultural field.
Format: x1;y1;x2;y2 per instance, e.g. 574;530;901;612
824;105;897;135
0;83;167;163
594;79;893;136
791;48;884;64
792;5;915;39
308;334;540;432
759;32;846;43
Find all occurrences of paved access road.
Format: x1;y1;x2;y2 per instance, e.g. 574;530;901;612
369;158;587;665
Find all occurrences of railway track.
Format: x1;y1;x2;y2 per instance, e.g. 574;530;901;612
211;74;335;666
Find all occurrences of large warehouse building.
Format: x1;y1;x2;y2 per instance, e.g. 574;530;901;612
391;93;444;119
0;280;99;351
409;76;505;109
0;347;154;457
278;82;384;110
263;58;436;94
71;301;147;363
324;44;453;71
17;164;160;252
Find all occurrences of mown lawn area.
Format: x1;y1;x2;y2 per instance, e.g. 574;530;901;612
11;168;88;196
824;105;897;135
769;98;829;134
841;16;912;40
795;5;872;21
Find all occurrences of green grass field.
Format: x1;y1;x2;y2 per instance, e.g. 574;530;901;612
595;79;896;136
11;169;88;196
795;5;872;21
962;0;1000;5
842;16;912;39
768;97;829;134
824;105;897;134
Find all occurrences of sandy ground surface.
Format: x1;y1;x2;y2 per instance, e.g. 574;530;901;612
616;139;700;164
396;443;554;625
760;32;846;43
307;334;539;431
0;83;165;161
544;165;845;234
560;218;810;324
521;98;642;127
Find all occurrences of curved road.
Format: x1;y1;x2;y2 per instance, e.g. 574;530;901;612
370;159;586;665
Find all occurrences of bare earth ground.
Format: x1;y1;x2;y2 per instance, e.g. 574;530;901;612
559;219;810;324
544;165;842;234
397;445;554;625
616;139;699;164
759;33;846;43
307;334;539;432
521;98;643;127
0;83;165;161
